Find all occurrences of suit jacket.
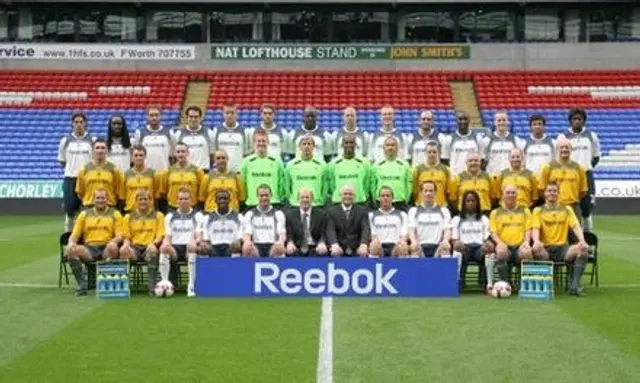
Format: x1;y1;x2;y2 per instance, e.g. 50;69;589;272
285;207;328;248
326;204;371;250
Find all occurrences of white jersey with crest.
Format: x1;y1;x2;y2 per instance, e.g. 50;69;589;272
202;211;243;245
246;125;291;159
164;209;204;245
556;128;601;171
369;208;408;244
368;129;407;163
523;134;555;175
408;205;452;245
406;129;448;167
132;125;174;171
107;138;131;173
173;126;216;170
451;215;491;245
210;123;247;173
243;207;286;244
481;132;525;175
289;125;337;160
57;132;95;177
335;127;369;158
442;130;482;175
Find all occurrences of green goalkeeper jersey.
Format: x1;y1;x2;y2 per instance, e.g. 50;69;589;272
327;155;370;204
241;154;286;206
370;158;413;203
285;157;327;206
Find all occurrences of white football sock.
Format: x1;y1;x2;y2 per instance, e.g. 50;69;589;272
187;253;196;291
485;253;496;287
159;253;170;282
452;251;462;279
64;215;71;232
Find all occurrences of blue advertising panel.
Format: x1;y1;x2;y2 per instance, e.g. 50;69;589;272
195;257;459;298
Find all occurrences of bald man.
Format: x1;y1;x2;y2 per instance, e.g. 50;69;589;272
488;184;533;289
288;106;336;163
449;152;493;215
442;111;483;174
539;138;588;224
326;185;370;257
406;110;448;167
335;107;369;158
369;105;407;163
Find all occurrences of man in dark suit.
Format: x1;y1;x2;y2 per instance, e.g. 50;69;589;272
326;185;371;257
285;188;329;257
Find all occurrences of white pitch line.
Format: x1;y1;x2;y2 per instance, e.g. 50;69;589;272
0;282;60;289
316;296;334;383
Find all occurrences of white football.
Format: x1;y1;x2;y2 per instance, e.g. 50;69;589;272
491;281;512;299
154;280;175;298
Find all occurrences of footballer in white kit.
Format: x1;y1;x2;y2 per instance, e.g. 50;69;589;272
159;188;203;297
241;185;287;258
132;106;174;172
369;186;409;258
451;189;494;290
369;106;407;163
556;108;601;231
406;110;448;167
245;103;291;161
210;102;248;174
523;114;555;176
173;106;216;171
442;112;482;174
335;107;369;158
408;181;452;258
199;190;244;258
288;107;337;162
106;115;132;173
482;112;525;175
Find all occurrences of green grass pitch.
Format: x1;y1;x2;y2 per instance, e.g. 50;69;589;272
0;215;639;382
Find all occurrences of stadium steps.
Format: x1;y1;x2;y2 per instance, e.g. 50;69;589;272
449;81;483;127
180;81;212;125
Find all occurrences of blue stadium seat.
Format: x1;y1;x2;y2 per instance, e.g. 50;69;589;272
0;107;638;180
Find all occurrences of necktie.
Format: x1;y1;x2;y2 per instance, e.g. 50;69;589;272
344;208;351;221
301;213;309;253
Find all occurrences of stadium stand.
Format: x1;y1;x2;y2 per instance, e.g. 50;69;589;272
1;70;639;181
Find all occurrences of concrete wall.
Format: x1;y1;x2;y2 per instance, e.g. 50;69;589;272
1;43;640;71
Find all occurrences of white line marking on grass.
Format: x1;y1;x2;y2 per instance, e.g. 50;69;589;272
316;296;334;383
0;282;60;289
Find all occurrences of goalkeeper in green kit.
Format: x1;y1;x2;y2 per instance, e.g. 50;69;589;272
241;129;286;208
327;135;370;206
285;135;328;207
370;136;413;211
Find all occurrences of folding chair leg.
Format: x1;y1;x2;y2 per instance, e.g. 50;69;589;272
58;262;63;288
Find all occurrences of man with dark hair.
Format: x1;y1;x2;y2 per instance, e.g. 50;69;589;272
523;114;554;177
246;103;290;161
106;114;132;173
288;106;336;163
132;105;174;172
174;105;215;172
327;135;371;206
441;111;482;174
58;111;95;231
75;138;123;210
241;129;286;208
557;108;600;232
242;184;286;258
532;181;589;297
369;186;409;257
370;136;413;211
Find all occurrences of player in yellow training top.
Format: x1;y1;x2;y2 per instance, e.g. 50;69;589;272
199;149;245;212
122;145;162;212
160;142;204;211
75;138;124;209
493;148;538;208
532;181;589;297
489;184;533;289
66;188;123;295
119;189;165;295
413;143;451;207
539;138;587;220
449;152;493;214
